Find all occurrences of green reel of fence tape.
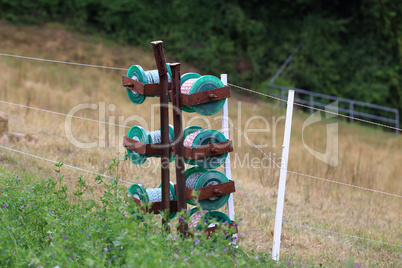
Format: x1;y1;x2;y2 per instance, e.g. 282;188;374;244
127;126;148;165
189;75;226;116
126;64;172;105
126;65;147;105
181;73;201;113
183;126;204;166
190;208;231;230
190;129;228;169
184;166;208;205
195;170;230;210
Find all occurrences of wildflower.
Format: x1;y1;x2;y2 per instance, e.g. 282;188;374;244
174;253;178;258
173;235;178;240
205;253;210;257
215;253;219;257
233;223;238;228
354;264;361;268
2;205;6;209
233;252;237;257
20;205;25;209
184;257;188;261
179;217;184;223
108;261;112;264
104;248;108;252
49;236;53;240
50;210;54;214
222;247;227;253
194;239;200;246
254;256;259;260
53;255;56;258
86;234;91;237
18;177;21;181
223;221;228;225
19;227;22;230
286;260;292;265
7;226;9;228
63;236;67;240
37;266;43;268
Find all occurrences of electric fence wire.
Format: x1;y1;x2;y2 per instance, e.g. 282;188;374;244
0;145;133;185
228;83;402;132
1;51;399;132
228;121;401;198
0;99;131;129
0;52;128;70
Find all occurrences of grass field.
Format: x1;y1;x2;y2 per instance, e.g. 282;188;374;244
0;21;401;266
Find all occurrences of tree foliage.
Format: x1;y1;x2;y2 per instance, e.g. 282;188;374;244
0;0;400;110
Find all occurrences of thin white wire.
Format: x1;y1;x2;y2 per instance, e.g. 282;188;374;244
0;145;132;184
0;99;131;129
228;83;402;132
0;52;128;70
234;176;401;248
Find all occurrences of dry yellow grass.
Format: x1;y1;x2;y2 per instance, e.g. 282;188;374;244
0;22;401;266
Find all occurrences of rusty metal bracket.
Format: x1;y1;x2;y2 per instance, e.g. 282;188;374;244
123;136;167;156
175;180;235;201
183;140;233;159
181;86;230;107
122;76;174;96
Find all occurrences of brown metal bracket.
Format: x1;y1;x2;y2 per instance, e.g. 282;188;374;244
183;140;233;159
124;136;233;160
123;136;165;156
122;76;174;96
181;86;230;107
133;197;178;214
175;180;236;201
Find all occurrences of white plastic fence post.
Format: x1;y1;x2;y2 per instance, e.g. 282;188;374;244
272;90;295;261
221;74;235;221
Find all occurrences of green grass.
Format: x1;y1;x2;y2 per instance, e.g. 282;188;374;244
0;162;279;267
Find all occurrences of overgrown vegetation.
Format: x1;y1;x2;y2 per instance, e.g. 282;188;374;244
0;0;400;111
0;163;275;267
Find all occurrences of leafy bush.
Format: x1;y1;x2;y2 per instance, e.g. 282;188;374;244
0;0;400;111
0;163;277;267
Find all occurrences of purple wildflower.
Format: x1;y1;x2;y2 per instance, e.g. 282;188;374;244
215;253;219;257
179;217;184;223
286;260;292;265
184;257;188;261
174;253;178;258
223;221;228;225
49;236;53;240
205;253;210;257
222;247;227;252
254;256;259;260
50;210;54;214
19;227;22;230
53;254;56;258
354;264;361;268
104;248;108;252
86;234;91;238
2;205;6;209
18;177;21;181
194;239;200;246
20;205;24;209
233;223;238;228
108;260;112;264
63;235;67;240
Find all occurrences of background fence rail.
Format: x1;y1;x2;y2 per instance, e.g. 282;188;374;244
269;84;399;134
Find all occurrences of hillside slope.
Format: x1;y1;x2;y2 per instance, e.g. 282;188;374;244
0;22;401;266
